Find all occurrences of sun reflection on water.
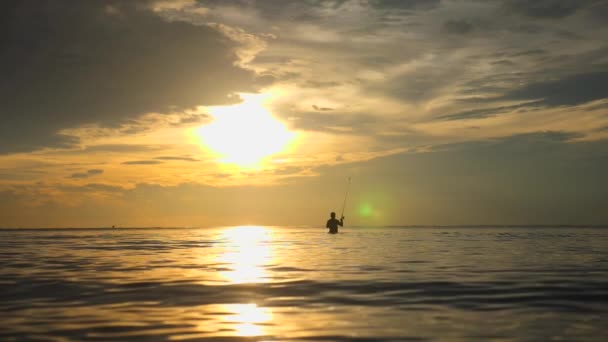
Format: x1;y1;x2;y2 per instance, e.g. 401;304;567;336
217;225;273;284
213;226;274;337
224;303;272;336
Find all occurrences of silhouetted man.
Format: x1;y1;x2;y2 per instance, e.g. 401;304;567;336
326;212;344;234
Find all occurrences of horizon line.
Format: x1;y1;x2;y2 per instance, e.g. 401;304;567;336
1;224;608;230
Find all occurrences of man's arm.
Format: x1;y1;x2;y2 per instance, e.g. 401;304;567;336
339;217;344;226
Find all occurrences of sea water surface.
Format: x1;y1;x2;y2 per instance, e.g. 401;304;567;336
1;226;607;341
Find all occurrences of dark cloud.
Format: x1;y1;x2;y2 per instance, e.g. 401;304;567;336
370;0;441;11
497;130;586;143
459;73;527;98
0;132;79;155
435;131;586;153
272;166;308;176
502;0;595;19
312;105;334;111
68;169;104;179
443;20;474;34
510;49;546;57
154;156;200;162
491;60;517;67
83;144;162;153
304;80;342;88
447;71;608;121
211;172;232;179
439;102;542;121
171;114;210;126
505;72;608;107
58;183;127;193
587;101;608;111
250;55;293;64
0;169;46;181
0;0;263;154
195;0;313;23
382;66;467;103
285;111;380;135
122;160;163;165
119;126;150;135
585;1;608;23
51;144;163;156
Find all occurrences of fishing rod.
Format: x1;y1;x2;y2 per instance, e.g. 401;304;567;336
340;176;351;219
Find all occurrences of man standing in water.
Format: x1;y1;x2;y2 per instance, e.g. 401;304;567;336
326;212;344;234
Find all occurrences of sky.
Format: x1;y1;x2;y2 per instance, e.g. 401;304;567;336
1;0;607;228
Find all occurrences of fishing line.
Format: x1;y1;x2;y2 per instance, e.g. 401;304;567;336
340;176;351;218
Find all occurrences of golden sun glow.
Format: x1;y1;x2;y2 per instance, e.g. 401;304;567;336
195;93;296;168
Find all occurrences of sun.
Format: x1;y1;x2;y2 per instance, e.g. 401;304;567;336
195;93;296;168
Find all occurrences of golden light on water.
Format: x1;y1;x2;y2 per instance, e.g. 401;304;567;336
224;303;272;336
217;225;272;284
196;93;296;168
213;226;274;337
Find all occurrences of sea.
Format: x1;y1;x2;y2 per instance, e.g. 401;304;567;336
1;226;607;341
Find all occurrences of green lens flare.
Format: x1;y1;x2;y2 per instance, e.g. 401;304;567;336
359;203;373;217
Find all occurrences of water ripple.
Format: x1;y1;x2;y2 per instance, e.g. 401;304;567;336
1;227;607;341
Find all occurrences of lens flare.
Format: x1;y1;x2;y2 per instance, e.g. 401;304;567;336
356;192;393;222
359;202;374;217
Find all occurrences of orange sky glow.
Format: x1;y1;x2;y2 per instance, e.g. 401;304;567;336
1;0;607;227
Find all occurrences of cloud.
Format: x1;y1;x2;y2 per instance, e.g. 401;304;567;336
155;156;200;162
0;1;265;154
304;80;342;88
502;0;594;19
312;105;334;111
50;144;164;156
434;131;587;154
0;132;79;155
369;0;441;11
438;102;542;121
595;125;608;133
505;72;608;107
2;3;607;171
0;169;47;181
59;183;127;193
443;19;474;34
68;169;104;179
122;160;164;165
272;166;310;176
171;114;210;126
285;111;381;135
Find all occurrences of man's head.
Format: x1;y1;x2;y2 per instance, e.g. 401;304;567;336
330;212;336;218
